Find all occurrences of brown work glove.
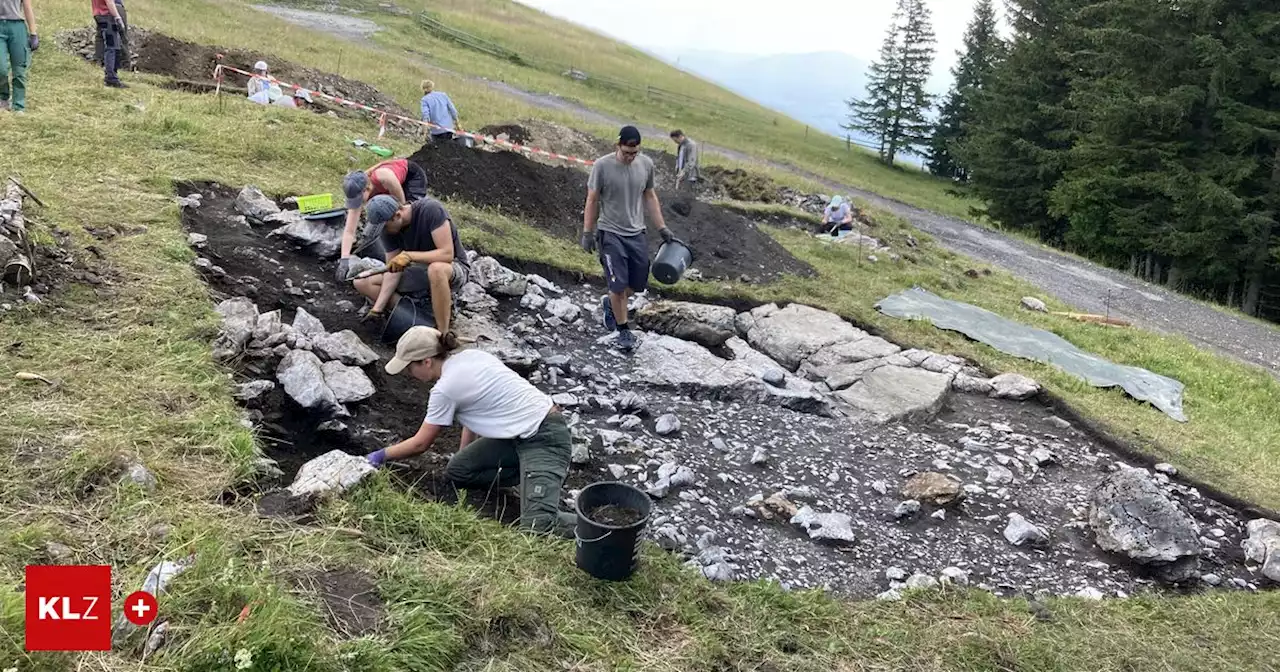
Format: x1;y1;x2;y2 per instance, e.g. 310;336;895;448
387;252;413;273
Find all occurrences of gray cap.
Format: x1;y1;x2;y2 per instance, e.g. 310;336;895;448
343;171;369;210
364;195;401;241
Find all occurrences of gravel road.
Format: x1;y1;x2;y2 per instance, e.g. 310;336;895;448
261;4;1280;374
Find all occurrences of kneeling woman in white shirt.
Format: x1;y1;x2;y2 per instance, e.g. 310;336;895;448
366;326;575;536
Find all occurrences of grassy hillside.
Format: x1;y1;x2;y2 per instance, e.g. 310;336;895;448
256;0;970;218
1;0;1279;670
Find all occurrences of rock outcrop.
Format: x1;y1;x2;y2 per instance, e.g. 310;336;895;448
1089;468;1202;582
835;366;952;423
635;301;737;348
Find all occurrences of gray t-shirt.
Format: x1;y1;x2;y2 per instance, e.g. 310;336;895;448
0;0;25;20
588;152;655;236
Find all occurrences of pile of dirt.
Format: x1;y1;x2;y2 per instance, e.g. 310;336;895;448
478;124;533;145
703;166;781;203
410;141;815;282
57;27;414;120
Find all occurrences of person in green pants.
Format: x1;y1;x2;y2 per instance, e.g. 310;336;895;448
0;0;37;113
366;326;577;537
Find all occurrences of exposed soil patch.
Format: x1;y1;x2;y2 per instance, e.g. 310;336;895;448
409;140;815;283
177;182;455;481
478;124;532;145
586;504;644;527
295;568;385;638
183;182;1266;600
58;28;416;126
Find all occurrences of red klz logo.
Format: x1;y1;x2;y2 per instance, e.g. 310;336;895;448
25;565;112;651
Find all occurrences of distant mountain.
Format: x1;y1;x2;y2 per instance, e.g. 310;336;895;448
654;49;872;146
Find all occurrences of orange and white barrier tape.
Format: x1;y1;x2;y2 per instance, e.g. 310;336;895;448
212;60;596;166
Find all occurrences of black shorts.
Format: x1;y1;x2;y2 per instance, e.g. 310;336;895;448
404;161;429;202
599;230;650;294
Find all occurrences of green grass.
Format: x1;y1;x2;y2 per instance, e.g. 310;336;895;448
1;1;1280;670
250;0;973;219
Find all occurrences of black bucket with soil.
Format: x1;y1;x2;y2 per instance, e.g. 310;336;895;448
574;482;652;581
381;296;435;344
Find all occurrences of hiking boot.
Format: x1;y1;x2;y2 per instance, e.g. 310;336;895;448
600;295;616;332
615;329;636;352
105;80;129;89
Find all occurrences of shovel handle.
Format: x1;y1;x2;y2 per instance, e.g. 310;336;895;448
352;267;391;280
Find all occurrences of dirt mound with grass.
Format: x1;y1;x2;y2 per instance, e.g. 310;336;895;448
57;27;413;119
410;141;815;283
704;166;782;203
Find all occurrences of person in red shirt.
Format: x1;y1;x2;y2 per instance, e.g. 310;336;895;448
336;157;428;278
90;0;125;88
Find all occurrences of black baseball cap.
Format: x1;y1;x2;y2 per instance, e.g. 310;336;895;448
618;125;642;146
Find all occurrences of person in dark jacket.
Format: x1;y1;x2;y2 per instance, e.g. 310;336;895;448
90;0;126;88
93;0;128;72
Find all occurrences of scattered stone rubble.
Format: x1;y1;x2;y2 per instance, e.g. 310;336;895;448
198;198;1266;600
211;296;379;418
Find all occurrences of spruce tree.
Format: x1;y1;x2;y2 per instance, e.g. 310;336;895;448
844;0;937;166
927;0;1003;181
956;0;1082;242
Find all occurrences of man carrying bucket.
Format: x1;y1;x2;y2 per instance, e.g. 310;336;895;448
353;194;469;335
581;125;675;352
365;326;576;537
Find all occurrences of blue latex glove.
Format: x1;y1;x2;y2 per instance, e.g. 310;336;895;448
367;448;387;467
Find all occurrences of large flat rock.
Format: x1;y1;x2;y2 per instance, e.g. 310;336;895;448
741;303;866;370
834;365;951;423
634;334;831;415
633;334;759;393
636;301;738;348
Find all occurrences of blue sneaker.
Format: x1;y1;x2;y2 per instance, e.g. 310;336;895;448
601;295;617;331
616;329;636;352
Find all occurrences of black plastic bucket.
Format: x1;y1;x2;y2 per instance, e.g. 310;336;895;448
651;240;693;285
574;482;652;581
353;234;388;260
380;297;435;344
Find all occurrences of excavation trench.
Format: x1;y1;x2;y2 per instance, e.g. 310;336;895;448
181;172;1269;599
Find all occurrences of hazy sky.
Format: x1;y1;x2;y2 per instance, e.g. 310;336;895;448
516;0;975;75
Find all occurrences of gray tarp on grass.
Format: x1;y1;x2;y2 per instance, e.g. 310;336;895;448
876;288;1187;422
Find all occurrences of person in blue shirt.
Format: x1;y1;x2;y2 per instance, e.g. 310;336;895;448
420;80;459;143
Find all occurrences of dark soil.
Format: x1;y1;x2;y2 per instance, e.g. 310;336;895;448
60;27;415;121
177;181;456;480
257;491;319;522
478;124;532;145
178;183;536;524
409;141;815;283
586;504;644;527
295;568;385;638
718;204;819;232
